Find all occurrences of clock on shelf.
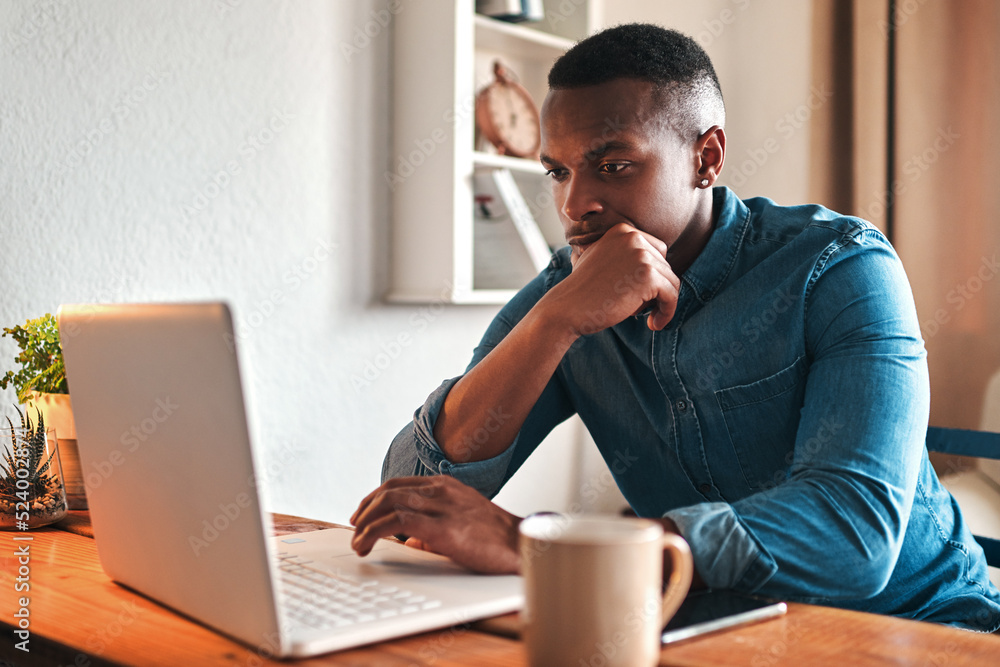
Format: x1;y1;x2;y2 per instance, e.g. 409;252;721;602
475;60;542;159
388;1;595;304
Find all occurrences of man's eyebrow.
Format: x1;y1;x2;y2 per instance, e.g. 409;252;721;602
540;140;635;167
586;140;633;157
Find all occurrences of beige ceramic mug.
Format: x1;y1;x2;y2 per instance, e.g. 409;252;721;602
518;514;693;667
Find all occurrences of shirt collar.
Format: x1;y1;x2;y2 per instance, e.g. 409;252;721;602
680;186;751;303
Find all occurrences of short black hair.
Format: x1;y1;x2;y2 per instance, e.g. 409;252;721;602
548;24;725;139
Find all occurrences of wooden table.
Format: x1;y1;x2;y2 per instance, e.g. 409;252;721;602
2;512;999;666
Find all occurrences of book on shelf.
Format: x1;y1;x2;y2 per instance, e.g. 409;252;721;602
473;168;552;289
489;168;552;272
476;0;544;23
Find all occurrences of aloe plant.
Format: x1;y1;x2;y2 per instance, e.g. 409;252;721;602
1;407;61;502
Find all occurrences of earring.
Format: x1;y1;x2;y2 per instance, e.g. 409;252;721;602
700;178;709;187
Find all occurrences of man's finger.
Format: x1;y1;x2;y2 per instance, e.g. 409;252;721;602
404;537;436;553
350;487;380;525
647;276;680;330
351;485;450;543
634;228;668;258
352;509;422;555
350;477;441;525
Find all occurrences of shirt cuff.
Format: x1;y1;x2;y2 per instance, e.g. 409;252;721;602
411;377;515;497
664;502;778;592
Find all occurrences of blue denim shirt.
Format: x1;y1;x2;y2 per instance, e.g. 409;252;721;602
383;187;1000;631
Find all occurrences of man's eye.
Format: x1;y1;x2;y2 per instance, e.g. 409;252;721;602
600;163;628;175
545;168;567;181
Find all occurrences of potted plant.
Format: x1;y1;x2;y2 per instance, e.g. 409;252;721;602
1;314;84;508
0;406;68;529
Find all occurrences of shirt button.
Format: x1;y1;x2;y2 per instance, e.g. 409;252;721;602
676;400;687;412
698;483;712;495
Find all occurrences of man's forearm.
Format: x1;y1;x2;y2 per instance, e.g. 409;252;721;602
433;298;578;464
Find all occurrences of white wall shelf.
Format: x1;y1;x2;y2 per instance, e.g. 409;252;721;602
387;1;596;304
473;14;575;59
472;150;547;174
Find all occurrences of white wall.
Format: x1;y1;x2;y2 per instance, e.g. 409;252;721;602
0;0;517;523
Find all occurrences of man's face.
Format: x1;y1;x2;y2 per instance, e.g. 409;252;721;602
540;79;701;264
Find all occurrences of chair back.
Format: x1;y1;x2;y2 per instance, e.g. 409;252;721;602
926;427;1000;567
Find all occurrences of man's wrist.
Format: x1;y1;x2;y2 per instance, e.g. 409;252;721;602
530;290;584;352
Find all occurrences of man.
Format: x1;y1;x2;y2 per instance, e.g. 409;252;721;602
351;24;1000;630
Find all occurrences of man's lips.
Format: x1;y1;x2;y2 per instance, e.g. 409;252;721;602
568;231;605;251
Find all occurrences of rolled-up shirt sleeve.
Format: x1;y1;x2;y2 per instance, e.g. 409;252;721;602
381;376;518;496
666;502;777;591
668;232;929;600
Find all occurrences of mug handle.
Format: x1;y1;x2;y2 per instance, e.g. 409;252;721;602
660;533;694;626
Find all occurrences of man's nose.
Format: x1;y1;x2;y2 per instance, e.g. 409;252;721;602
560;175;603;222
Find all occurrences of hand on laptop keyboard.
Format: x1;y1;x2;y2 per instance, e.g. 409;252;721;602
350;475;522;575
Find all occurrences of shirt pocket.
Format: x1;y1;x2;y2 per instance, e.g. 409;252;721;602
714;356;807;491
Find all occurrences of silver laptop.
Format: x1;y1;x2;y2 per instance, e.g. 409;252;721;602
57;302;522;658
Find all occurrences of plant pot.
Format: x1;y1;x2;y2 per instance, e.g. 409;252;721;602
27;392;86;510
0;425;68;530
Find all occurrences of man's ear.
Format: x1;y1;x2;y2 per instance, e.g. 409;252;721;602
694;125;725;188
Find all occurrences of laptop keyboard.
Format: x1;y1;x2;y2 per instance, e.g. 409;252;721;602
277;553;443;631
